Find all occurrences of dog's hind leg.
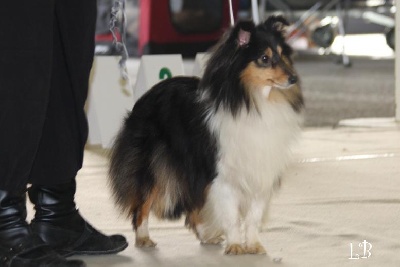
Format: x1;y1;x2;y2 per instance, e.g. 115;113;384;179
133;189;157;248
186;209;224;245
197;226;224;245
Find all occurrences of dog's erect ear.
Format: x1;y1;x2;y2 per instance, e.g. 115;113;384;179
238;29;251;46
233;21;255;47
264;15;290;34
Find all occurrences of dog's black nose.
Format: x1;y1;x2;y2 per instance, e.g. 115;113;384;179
288;75;298;84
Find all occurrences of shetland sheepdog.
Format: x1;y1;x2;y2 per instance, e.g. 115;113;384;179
109;15;304;255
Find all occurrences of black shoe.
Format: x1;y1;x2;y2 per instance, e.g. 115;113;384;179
28;181;128;257
0;189;86;267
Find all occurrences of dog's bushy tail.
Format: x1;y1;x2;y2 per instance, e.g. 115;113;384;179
108;117;145;216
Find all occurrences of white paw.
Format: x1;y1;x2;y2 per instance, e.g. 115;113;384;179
136;236;157;248
225;244;246;255
246;242;267;255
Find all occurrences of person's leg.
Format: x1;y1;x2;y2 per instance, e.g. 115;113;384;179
0;1;86;266
0;2;53;193
27;0;128;256
28;0;95;183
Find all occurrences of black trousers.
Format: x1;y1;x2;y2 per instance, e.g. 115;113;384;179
0;1;97;193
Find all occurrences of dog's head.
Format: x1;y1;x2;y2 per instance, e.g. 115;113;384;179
237;16;297;91
202;15;302;115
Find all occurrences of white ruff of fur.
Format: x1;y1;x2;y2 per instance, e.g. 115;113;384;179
198;91;302;245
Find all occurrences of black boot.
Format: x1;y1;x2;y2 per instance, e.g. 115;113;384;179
28;180;128;257
0;189;86;267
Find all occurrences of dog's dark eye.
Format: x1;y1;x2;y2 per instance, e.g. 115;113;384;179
257;55;271;67
261;55;269;63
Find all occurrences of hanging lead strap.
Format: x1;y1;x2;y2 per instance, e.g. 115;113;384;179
110;0;133;97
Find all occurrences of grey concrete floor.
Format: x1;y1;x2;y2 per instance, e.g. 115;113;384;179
296;56;395;127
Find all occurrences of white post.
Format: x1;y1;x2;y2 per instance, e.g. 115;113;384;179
396;6;400;121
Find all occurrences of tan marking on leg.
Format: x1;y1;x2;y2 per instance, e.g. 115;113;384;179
186;186;224;245
134;188;157;228
186;210;224;245
185;186;208;240
185;209;202;239
134;188;157;248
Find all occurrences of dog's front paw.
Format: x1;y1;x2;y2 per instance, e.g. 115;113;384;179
246;242;267;255
225;244;246;255
136;236;157;248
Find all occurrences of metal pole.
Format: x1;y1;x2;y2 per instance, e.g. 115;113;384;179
396;4;400;121
336;1;350;66
229;0;234;26
251;0;259;24
259;0;266;22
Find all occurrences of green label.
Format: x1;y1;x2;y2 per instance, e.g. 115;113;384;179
159;67;172;80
